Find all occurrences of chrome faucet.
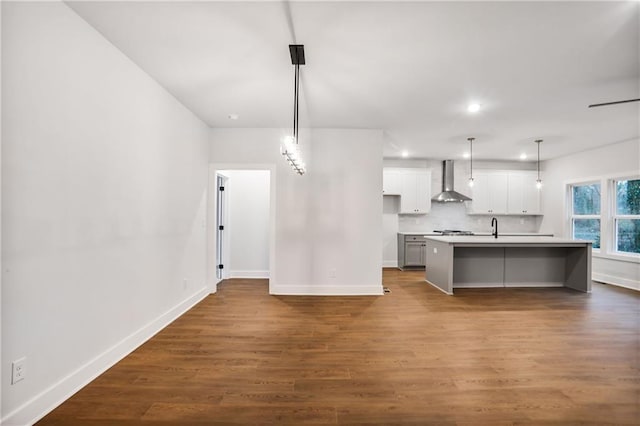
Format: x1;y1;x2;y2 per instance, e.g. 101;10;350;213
491;217;498;239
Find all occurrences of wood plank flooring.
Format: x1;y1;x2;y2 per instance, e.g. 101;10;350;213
38;269;640;425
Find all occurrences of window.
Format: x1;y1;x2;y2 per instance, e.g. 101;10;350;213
571;183;601;249
614;179;640;255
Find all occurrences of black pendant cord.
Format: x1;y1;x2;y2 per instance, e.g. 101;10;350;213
292;64;298;143
293;63;300;145
469;139;473;180
537;140;540;180
588;98;640;108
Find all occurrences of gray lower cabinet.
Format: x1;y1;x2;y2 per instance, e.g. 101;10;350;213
398;234;427;269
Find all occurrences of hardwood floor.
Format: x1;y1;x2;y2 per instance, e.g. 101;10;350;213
38;269;640;425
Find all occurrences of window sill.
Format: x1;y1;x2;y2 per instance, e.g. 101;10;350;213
592;251;640;264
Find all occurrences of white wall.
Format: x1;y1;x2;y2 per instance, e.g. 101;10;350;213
222;170;270;278
209;128;383;295
1;3;210;424
0;2;3;419
540;138;640;290
382;159;541;267
0;0;5;422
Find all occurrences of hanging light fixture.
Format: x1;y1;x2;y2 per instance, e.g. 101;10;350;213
281;44;306;175
467;137;475;187
535;139;543;189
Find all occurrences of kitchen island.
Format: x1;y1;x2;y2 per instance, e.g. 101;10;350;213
424;236;592;295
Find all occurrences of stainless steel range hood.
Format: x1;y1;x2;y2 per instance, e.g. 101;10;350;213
431;160;472;203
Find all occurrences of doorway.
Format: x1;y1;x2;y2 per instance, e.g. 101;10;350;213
215;173;228;280
209;165;275;293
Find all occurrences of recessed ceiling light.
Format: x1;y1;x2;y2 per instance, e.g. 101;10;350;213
401;150;409;158
462;152;470;159
467;103;481;113
520;153;527;160
228;113;239;120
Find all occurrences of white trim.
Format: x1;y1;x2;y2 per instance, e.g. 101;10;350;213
453;282;505;288
593;251;640;264
563;172;640;262
562;170;640;186
611;176;640;260
593;273;640;291
455;282;566;288
503;282;564;288
214;173;230;281
0;2;3;417
211;277;221;293
270;284;383;296
1;288;209;426
425;279;453;295
207;163;276;295
228;270;270;279
382;260;398;268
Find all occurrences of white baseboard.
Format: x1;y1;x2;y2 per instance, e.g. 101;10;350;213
382;260;398;268
270;284;383;296
504;282;564;288
228;270;270;279
454;282;564;289
592;273;640;291
453;282;505;288
1;288;209;426
425;279;453;295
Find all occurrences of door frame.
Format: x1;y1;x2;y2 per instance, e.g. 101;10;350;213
207;163;276;294
215;173;229;280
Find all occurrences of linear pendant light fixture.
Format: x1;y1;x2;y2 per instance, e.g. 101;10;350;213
281;44;306;175
535;139;543;189
467;137;475;187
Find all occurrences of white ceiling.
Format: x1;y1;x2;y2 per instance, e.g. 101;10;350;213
68;1;639;161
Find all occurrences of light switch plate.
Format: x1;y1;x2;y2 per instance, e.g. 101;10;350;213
12;357;26;384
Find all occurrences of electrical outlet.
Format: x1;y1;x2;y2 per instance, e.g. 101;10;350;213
329;268;337;278
520;218;525;225
183;278;188;290
12;357;26;384
433;247;438;254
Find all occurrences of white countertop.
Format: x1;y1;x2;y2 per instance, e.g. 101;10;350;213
398;232;554;236
471;232;554;236
424;235;590;245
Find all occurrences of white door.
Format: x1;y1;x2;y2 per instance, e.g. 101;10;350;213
414;171;431;214
400;171;418;213
470;172;490;213
383;169;402;195
215;174;228;279
488;172;509;214
521;172;541;214
507;172;525;214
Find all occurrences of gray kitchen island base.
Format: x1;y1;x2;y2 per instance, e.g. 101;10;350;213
424;236;592;295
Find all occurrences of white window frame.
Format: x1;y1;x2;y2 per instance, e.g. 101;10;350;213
611;176;640;258
569;181;602;252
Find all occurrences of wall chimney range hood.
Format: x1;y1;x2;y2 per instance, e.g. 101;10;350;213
431;160;472;203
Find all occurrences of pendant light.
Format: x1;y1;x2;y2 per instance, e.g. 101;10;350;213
535;139;543;189
281;44;306;175
467;137;475;187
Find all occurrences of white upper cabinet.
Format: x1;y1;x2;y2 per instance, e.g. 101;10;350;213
383;168;431;214
401;169;431;214
382;169;402;195
469;171;508;214
470;170;540;215
507;171;541;214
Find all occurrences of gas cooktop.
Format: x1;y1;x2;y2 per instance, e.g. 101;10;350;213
433;230;475;236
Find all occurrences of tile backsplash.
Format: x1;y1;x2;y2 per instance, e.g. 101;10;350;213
396;200;540;233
